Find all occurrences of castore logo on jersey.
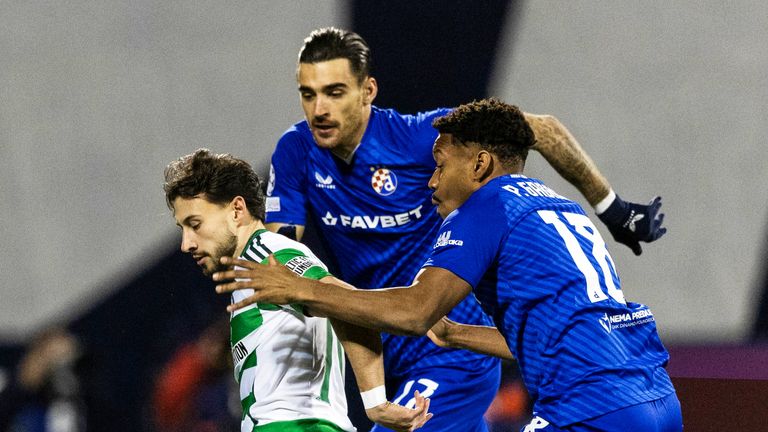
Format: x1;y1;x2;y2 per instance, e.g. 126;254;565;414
314;172;336;189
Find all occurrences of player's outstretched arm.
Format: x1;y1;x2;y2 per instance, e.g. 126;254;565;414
524;113;610;206
427;317;513;361
524;113;667;254
213;257;470;336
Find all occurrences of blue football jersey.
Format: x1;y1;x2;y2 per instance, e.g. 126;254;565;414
424;175;675;426
266;106;498;377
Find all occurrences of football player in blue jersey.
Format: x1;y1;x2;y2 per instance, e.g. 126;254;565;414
262;27;667;432
215;98;682;431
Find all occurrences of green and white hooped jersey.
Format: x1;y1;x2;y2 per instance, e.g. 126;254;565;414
230;229;355;432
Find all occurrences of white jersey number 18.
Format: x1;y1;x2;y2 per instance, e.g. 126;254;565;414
538;210;625;304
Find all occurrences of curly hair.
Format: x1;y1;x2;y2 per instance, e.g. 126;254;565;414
432;98;536;167
163;149;265;220
298;27;372;84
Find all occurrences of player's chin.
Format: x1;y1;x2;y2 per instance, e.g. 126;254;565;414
311;132;338;149
200;261;222;278
431;199;444;215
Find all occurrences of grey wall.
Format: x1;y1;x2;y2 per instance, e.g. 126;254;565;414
0;1;346;339
2;1;766;343
491;1;768;342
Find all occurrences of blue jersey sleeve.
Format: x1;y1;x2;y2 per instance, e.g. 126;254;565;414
423;196;506;288
265;128;308;225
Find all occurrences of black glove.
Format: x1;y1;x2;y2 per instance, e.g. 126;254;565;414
597;195;666;256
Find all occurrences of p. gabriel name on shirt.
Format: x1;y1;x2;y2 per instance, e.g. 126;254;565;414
434;230;464;248
321;205;424;229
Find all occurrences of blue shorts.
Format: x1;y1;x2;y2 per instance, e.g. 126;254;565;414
520;392;683;432
372;360;501;432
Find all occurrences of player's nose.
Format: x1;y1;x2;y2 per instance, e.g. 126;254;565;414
313;96;330;117
428;171;439;190
180;231;197;253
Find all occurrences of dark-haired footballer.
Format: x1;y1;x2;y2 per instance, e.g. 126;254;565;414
263;27;667;432
218;98;682;432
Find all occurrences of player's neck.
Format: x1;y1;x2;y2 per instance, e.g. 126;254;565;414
234;219;266;257
477;159;524;189
330;141;361;164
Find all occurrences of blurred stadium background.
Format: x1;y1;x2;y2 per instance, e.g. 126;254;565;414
1;1;767;430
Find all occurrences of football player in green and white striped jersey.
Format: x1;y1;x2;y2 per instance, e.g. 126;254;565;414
164;149;431;432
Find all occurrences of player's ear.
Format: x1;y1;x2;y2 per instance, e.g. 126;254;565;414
231;196;248;222
474;151;494;182
363;77;377;105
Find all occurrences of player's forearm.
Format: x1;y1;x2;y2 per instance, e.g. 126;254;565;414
300;282;439;336
264;222;305;241
444;324;514;360
330;318;384;391
525;113;611;206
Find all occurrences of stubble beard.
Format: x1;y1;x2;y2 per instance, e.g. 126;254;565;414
313;107;364;157
203;233;238;277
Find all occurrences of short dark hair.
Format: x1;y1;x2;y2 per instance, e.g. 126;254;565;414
164;149;265;220
432;98;536;167
298;27;371;83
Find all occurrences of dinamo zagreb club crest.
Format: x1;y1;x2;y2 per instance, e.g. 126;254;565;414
371;168;397;196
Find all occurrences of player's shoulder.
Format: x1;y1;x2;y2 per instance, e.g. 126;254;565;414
369;106;451;161
281;118;311;136
252;230;308;255
498;176;590;231
465;175;579;222
275;120;314;151
372;105;452;129
249;230;332;279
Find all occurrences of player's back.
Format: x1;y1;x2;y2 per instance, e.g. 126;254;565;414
474;175;676;425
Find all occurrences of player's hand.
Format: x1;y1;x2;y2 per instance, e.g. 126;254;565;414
213;255;306;312
426;317;458;349
597;195;666;256
365;390;432;432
